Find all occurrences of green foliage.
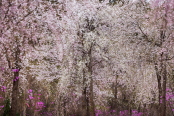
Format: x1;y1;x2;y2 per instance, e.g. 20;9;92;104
15;113;20;116
2;99;10;116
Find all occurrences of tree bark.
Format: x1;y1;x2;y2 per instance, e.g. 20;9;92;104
88;45;95;116
155;51;167;116
154;63;162;108
10;71;20;116
10;39;21;116
114;75;118;100
89;77;95;116
161;53;167;116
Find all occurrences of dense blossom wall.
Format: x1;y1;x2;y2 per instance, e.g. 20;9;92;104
0;0;174;116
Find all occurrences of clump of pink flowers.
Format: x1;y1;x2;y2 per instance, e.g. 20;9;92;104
12;69;20;72
26;89;45;111
36;101;45;111
13;76;20;81
1;86;6;92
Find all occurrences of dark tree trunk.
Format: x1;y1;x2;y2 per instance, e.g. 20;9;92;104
81;86;88;116
156;28;167;116
88;45;95;116
86;94;90;116
10;71;20;116
85;87;90;116
154;63;162;110
114;75;118;100
89;77;95;116
155;52;167;116
63;100;66;116
161;53;167;116
10;39;21;116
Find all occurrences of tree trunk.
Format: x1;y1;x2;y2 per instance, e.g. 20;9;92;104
88;45;95;116
81;86;88;116
81;68;89;116
115;75;118;100
86;92;90;116
10;71;20;116
11;39;21;116
63;97;67;116
155;51;167;116
89;77;95;116
161;53;167;116
154;63;162;110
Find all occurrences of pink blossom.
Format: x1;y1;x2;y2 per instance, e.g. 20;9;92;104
16;76;20;79
36;101;45;109
13;76;20;81
132;110;138;114
29;95;34;100
1;86;6;89
26;103;30;107
1;86;6;92
28;89;33;93
0;67;5;71
12;69;19;72
35;110;41;111
95;110;103;116
112;110;116;112
166;88;171;91
0;105;4;108
0;105;4;110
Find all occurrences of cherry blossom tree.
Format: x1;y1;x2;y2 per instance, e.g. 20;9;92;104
135;0;174;115
0;0;63;115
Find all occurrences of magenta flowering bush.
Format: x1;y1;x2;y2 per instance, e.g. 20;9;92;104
26;89;45;113
36;102;45;111
166;88;174;101
95;109;103;116
160;88;174;105
119;110;129;116
95;109;144;116
0;86;6;92
131;110;143;116
0;105;4;111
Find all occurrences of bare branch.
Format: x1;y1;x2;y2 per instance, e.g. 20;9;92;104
137;22;149;41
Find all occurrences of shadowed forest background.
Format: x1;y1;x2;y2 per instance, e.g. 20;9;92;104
0;0;174;116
